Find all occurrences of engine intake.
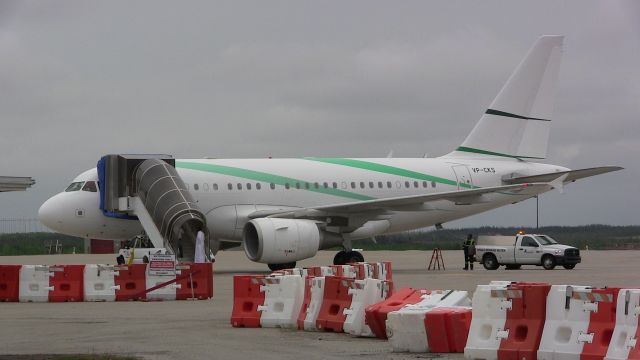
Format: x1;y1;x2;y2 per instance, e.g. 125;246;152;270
243;218;321;264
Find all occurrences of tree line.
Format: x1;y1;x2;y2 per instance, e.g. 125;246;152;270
0;225;639;255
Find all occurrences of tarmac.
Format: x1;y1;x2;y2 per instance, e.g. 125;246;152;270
1;250;639;360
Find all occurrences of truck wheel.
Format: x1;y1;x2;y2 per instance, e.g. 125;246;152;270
563;264;576;270
483;254;499;270
542;255;556;270
505;264;522;270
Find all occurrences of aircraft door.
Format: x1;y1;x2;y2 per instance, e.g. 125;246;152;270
451;165;473;189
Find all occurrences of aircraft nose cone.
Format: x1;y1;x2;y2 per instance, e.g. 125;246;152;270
38;194;64;232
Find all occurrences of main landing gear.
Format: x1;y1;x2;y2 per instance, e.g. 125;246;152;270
333;250;364;265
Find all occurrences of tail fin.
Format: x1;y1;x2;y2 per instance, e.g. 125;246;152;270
451;35;564;160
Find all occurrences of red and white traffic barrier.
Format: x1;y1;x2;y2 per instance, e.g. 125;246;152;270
606;289;640;360
0;265;21;302
343;278;392;337
386;290;471;352
298;276;327;331
537;285;620;360
365;288;431;339
259;275;306;328
465;282;551;360
3;263;212;303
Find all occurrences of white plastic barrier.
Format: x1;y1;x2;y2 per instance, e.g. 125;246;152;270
83;264;119;302
259;275;305;328
537;285;593;360
387;290;471;352
343;279;391;337
146;270;179;301
19;265;52;302
332;265;357;278
301;277;326;331
605;289;640;360
464;282;513;360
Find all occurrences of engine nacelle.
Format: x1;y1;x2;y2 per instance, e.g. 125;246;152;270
242;218;321;264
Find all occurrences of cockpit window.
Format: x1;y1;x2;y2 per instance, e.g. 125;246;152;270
82;181;97;192
65;182;84;192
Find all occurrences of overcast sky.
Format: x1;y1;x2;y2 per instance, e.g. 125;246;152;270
0;0;638;229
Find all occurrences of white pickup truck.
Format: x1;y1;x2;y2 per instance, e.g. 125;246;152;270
475;234;581;270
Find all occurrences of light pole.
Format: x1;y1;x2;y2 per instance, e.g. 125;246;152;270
536;195;539;229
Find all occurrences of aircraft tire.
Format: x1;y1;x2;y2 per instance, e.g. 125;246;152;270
346;250;364;263
268;262;296;271
333;251;348;265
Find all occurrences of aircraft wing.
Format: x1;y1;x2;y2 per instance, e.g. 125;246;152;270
502;166;623;185
248;183;551;219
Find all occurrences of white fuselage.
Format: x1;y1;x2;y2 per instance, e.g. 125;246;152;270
38;156;567;244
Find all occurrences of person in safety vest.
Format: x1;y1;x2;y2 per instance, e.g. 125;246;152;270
463;234;476;270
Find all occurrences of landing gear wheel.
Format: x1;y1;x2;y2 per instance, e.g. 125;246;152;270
563;264;576;270
505;264;522;270
333;250;365;265
346;250;364;264
482;254;499;270
333;251;348;265
268;262;296;271
542;255;556;270
116;255;125;265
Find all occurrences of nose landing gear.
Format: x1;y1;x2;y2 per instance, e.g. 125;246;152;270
333;250;364;265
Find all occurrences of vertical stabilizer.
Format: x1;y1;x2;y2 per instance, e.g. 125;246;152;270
452;35;564;159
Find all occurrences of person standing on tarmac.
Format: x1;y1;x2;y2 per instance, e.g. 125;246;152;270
463;234;476;270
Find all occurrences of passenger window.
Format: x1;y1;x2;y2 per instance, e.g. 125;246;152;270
431;181;436;188
351;182;356;189
378;181;383;189
422;181;428;188
256;183;261;190
237;183;242;190
227;183;233;190
304;182;310;189
82;181;97;192
323;182;328;189
285;183;290;189
414;181;419;188
332;182;337;189
194;184;199;191
360;182;365;189
387;181;392;188
405;181;410;188
295;182;300;189
314;182;319;189
270;183;275;190
521;236;539;247
213;183;218;191
246;183;251;190
369;181;374;188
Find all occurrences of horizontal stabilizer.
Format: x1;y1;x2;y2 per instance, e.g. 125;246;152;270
502;166;623;184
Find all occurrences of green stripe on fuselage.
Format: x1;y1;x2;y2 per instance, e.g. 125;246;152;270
176;161;375;201
305;157;474;189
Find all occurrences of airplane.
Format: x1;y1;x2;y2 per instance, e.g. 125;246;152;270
38;36;622;270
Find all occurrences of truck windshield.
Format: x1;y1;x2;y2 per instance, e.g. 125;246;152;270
535;235;558;245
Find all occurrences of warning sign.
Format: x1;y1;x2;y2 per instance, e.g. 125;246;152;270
148;253;176;276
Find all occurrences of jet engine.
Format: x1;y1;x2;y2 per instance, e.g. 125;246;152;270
242;218;321;264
